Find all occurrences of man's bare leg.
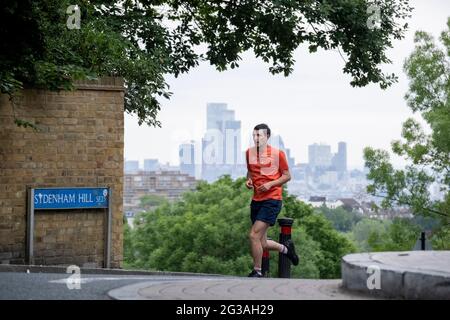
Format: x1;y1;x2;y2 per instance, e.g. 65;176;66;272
249;220;270;269
262;228;299;266
261;229;285;252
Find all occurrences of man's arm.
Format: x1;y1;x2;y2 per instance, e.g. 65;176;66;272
245;171;253;189
245;149;254;189
269;169;291;187
257;150;291;192
257;169;290;192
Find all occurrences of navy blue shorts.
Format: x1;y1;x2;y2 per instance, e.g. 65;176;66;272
250;199;282;226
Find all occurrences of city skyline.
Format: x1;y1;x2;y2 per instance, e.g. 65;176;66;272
126;111;350;178
124;100;383;170
125;101;368;171
125;139;356;171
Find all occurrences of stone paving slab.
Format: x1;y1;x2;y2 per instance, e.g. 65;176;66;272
108;278;377;300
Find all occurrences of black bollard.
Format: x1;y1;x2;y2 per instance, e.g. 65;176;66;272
278;217;294;278
420;231;426;250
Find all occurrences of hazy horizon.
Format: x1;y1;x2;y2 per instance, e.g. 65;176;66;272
125;1;450;170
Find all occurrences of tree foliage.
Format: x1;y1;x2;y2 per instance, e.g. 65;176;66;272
139;194;168;211
351;218;390;251
366;217;419;251
1;0;412;126
364;18;450;224
316;206;363;232
349;215;450;252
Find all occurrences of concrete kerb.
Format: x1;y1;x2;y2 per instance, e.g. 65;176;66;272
0;264;231;278
341;251;450;299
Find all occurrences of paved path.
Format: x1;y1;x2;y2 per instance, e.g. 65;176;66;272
2;251;449;300
0;271;213;300
0;269;375;300
108;278;376;300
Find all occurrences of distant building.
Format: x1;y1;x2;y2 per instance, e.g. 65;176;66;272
302;196;327;208
319;171;338;186
360;201;377;214
308;143;332;168
270;135;295;169
124;170;198;216
336;198;363;213
125;160;139;173
207;102;234;131
202;103;243;182
179;141;196;178
159;162;180;171
364;206;413;220
309;196;326;202
331;142;347;175
143;159;159;172
291;163;308;180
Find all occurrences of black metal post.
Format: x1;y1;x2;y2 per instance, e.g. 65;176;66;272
420;231;426;250
278;217;294;278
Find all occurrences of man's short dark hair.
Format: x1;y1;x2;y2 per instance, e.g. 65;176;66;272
253;123;271;138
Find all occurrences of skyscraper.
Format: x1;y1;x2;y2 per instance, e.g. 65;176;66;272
179;141;196;178
335;142;347;172
202;103;243;182
270;135;295;168
308;143;332;168
124;160;139;173
143;158;159;172
205;103;242;166
206;103;235;131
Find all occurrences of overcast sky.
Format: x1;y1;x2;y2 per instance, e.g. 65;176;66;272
124;0;450;170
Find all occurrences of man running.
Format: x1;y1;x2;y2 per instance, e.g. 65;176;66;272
245;123;299;277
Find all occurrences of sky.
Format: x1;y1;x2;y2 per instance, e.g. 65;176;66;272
124;0;450;170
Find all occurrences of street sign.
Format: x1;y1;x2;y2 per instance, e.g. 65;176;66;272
33;187;109;210
26;187;112;268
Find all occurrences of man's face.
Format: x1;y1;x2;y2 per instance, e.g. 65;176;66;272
252;129;269;148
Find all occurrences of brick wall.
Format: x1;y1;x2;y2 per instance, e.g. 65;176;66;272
0;77;124;268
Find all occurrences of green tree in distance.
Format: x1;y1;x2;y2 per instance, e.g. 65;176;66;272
316;206;363;232
363;18;450;234
367;218;419;251
139;194;168;212
2;0;412;127
351;218;390;252
123;217;134;266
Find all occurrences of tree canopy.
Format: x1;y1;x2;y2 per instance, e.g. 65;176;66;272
316;206;363;232
1;0;412;126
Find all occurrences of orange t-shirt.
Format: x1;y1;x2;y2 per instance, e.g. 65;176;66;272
246;145;289;201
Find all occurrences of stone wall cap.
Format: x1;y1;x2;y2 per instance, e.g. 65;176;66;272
74;76;125;91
